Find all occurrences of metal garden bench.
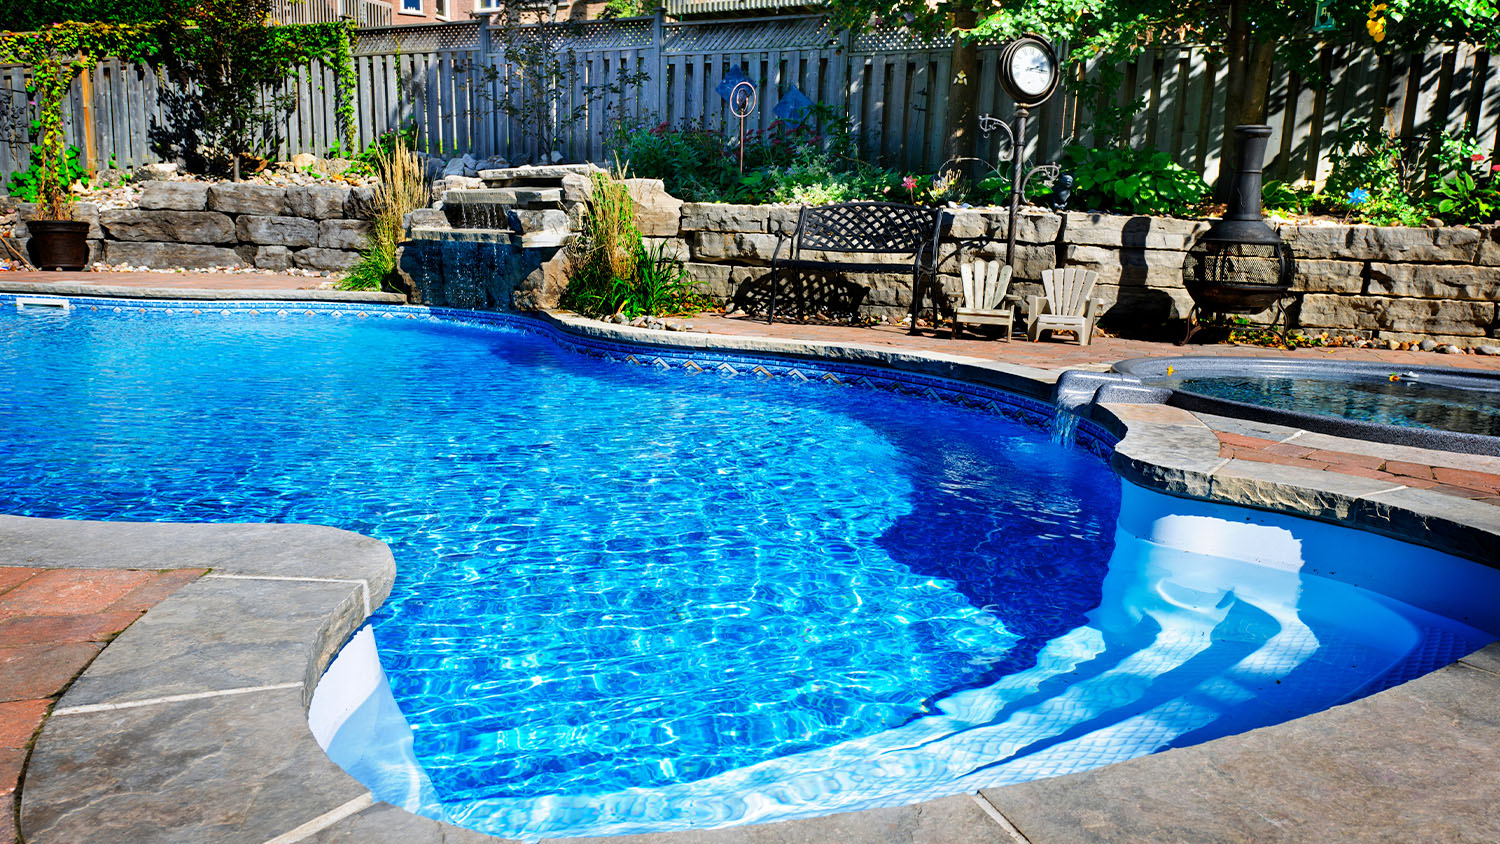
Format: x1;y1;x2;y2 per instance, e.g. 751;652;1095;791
768;202;948;331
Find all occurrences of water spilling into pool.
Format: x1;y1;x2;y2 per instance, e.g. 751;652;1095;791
1;303;1494;840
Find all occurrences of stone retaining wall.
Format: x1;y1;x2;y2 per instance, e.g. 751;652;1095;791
650;200;1500;344
13;182;376;272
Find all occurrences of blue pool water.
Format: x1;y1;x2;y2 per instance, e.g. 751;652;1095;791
1;303;1495;840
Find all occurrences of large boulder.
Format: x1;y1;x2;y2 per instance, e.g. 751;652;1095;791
344;187;378;221
103;241;244;269
318;219;373;251
621;178;683;238
287;185;351;220
139;182;211;212
100;209;234;244
208;184;288;216
237;215;319;247
514;250;570;310
293;247;361;271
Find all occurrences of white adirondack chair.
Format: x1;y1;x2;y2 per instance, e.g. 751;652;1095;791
951;248;1015;340
1027;268;1104;346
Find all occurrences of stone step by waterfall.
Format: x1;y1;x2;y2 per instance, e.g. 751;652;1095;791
421;163;605;248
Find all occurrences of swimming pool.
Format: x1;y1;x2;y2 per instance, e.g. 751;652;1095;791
2;299;1496;840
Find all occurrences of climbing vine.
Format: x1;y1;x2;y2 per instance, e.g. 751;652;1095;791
0;15;358;197
0;22;159;218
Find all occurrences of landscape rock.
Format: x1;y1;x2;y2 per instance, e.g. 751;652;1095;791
208;184;288;216
1063;212;1207;250
404;208;451;230
691;231;781;264
442;155;479;178
100;209;234;244
344;187;377;220
1477;345;1500;356
324;158;352;177
1293;259;1366;294
139;182;211;212
1419;337;1439;351
318;219;373;250
433;176;484;194
680;203;771;233
236;215;319;247
1281;224;1483;263
514;250;570;310
293;247;361;271
251;245;293;271
134;162;180;181
290;153;320;171
1367;263;1500;301
103;240;243;268
621;178;683;237
287;185;351;220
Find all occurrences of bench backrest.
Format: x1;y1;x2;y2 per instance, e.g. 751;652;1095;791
793;202;944;257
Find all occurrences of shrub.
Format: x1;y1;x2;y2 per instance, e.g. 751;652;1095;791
5;144;87;202
562;173;707;318
1060;145;1210;217
338;133;430;292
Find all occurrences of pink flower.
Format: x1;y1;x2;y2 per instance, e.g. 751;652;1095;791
1473;153;1487;162
1492;164;1500;172
902;176;917;191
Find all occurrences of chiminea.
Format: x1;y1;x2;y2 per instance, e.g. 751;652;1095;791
1181;124;1296;344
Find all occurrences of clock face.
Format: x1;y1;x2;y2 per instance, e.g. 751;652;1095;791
1009;41;1055;99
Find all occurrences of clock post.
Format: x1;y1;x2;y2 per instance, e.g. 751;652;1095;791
983;35;1062;268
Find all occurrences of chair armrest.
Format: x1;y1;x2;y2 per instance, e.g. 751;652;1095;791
1085;298;1104;320
1028;295;1050;321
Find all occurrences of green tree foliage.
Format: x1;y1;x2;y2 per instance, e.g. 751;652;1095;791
822;0;1499;195
0;0;180;31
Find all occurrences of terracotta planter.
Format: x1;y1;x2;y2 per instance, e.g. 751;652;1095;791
27;220;91;271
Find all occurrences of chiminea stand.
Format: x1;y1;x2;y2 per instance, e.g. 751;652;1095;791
1181;125;1297;346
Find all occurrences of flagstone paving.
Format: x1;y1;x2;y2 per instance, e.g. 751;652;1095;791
0;566;204;844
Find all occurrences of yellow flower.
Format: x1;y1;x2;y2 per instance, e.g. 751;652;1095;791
1367;16;1387;41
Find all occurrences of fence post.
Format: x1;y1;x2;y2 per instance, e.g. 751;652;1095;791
650;8;665;122
76;64;98;176
476;14;492;158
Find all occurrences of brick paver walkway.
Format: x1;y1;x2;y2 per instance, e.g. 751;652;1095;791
700;314;1500;372
0;566;203;843
1216;431;1500;503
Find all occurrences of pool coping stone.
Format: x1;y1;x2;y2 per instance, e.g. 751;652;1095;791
8;298;1500;843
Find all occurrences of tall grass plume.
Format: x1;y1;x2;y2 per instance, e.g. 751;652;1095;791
338;134;431;292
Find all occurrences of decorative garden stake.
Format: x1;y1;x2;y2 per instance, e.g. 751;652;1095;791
983;35;1062;268
729;80;757;176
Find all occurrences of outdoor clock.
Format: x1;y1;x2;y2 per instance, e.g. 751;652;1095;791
998;36;1060;107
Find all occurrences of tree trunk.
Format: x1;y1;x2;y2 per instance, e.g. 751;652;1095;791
1217;0;1275;199
942;8;979;181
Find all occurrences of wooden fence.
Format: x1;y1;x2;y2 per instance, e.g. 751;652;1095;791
3;14;1499;189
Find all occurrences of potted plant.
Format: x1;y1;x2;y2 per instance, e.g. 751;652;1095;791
26;140;90;271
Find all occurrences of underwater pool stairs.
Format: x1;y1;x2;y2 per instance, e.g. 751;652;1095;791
2;289;1500;843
